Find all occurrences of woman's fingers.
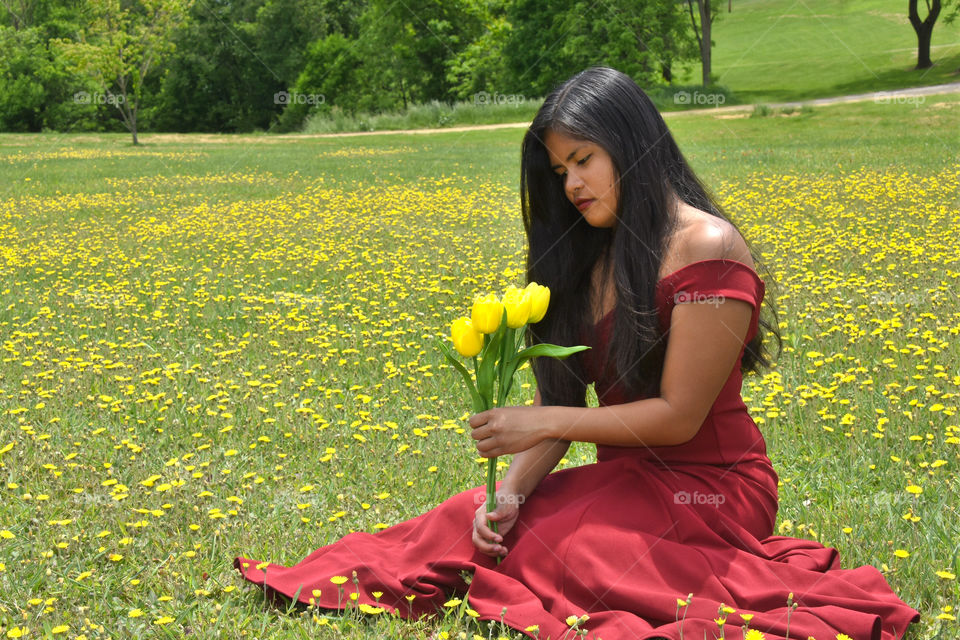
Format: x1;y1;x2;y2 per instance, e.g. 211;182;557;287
477;516;504;542
472;525;504;556
473;507;506;556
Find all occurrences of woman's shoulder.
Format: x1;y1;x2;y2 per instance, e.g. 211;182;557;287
667;205;755;273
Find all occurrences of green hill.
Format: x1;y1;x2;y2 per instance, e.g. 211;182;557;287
674;0;960;102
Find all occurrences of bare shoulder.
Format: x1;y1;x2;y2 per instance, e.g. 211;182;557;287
673;206;755;271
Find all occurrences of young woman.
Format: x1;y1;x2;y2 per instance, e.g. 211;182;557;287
235;67;919;640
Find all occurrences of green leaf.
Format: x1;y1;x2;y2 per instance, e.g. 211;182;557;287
436;339;486;413
514;343;591;361
495;325;514;407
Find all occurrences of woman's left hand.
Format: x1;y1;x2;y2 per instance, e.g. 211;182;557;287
468;406;550;457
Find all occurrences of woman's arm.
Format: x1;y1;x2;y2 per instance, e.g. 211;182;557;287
470;294;755;454
499;388;571;500
545;296;754;447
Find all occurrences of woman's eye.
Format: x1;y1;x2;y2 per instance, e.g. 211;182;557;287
577;154;591;166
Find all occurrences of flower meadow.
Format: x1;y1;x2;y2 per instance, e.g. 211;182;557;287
0;119;958;639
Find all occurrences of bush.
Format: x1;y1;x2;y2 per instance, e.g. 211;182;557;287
300;97;543;134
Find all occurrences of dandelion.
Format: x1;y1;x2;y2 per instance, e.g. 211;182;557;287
358;603;383;615
675;593;693;636
714;616;727;638
784;592;798;640
330;575;347;608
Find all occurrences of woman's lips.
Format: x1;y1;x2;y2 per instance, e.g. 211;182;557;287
576;199;594;212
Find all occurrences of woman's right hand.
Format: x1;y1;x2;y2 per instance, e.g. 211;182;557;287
472;490;522;558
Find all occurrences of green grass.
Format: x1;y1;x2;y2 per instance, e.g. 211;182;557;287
0;96;958;638
672;0;960;102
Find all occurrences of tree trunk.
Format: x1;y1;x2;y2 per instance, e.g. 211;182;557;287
699;0;711;85
916;27;933;68
908;0;941;70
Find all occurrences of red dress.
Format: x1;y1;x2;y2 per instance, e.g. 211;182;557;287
234;258;920;640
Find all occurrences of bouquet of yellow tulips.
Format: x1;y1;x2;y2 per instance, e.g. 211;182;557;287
437;281;589;560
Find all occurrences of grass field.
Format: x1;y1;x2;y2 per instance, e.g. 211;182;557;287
671;0;960;102
0;95;959;639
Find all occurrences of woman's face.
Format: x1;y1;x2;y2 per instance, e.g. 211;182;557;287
543;129;619;229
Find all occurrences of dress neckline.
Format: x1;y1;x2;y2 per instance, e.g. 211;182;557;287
592;258;760;327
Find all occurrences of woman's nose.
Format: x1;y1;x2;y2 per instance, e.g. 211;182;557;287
565;170;584;197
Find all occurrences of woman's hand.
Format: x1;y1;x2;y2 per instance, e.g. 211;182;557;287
468;406;551;457
472;490;522;558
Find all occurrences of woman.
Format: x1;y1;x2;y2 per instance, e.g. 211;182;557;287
235;67;919;640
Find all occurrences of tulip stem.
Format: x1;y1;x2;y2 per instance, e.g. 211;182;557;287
486;456;500;565
490;325;513;566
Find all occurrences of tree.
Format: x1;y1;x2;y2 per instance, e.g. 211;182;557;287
504;0;695;97
351;0;486;110
0;0;38;30
685;0;723;86
55;0;192;144
444;0;513;100
908;0;960;69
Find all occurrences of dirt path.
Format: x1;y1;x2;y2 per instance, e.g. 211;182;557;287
667;80;960;117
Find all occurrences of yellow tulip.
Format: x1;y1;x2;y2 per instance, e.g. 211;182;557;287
471;293;503;334
501;285;531;328
451;317;483;357
524;282;550;323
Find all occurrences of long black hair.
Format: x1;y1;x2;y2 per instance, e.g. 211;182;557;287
522;66;782;408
